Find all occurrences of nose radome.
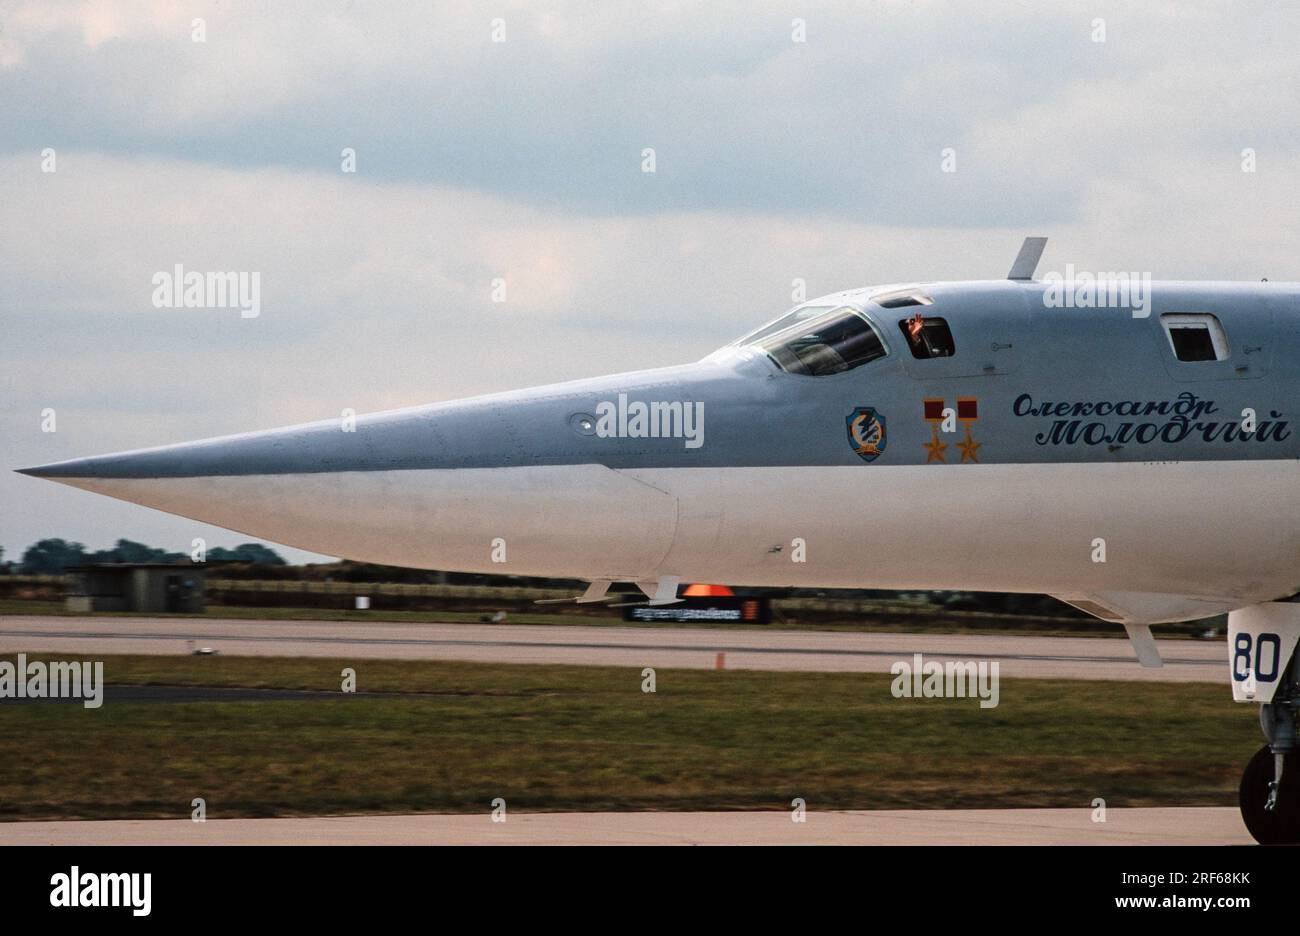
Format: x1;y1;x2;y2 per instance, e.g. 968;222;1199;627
12;357;724;485
10;360;728;575
15;416;383;482
10;410;433;538
12;401;681;578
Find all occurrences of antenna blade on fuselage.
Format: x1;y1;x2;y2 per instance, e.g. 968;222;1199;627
1007;236;1048;280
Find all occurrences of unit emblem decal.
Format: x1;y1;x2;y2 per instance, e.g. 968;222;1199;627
846;407;887;462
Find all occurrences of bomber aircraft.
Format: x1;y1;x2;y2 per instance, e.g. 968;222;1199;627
18;238;1300;843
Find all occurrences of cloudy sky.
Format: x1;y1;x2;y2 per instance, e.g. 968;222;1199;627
3;0;1299;563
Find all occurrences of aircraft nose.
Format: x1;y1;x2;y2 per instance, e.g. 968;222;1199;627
10;409;465;561
13;401;681;578
15;420;367;482
17;458;123;479
13;388;547;484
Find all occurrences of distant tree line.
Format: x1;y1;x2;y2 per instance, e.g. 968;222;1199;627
0;540;1077;617
11;538;286;574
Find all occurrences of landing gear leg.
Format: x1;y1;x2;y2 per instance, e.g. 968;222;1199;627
1229;603;1300;844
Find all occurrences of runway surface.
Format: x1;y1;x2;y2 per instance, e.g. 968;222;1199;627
0;808;1249;845
0;615;1225;681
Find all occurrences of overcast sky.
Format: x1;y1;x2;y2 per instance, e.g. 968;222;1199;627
3;0;1300;563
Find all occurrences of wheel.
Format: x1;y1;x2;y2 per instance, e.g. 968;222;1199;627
1239;744;1300;844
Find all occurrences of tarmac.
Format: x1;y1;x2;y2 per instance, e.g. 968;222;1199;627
0;614;1224;681
0;808;1250;845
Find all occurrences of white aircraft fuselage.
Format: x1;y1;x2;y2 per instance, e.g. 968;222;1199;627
21;275;1300;627
19;242;1300;844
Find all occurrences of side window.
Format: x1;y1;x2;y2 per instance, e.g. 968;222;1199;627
1161;313;1228;362
899;314;956;358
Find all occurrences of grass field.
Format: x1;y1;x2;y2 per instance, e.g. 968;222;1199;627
0;653;1257;820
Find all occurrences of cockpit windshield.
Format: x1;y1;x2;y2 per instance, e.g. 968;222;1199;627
749;306;888;376
732;305;835;347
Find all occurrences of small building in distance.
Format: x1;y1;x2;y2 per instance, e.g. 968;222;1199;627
66;563;206;614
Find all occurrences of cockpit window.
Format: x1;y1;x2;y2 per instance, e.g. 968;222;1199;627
752;306;888;376
872;289;934;310
733;305;834;347
899;313;956;358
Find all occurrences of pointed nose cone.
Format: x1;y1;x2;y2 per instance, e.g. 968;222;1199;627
16;456;142;482
9;397;548;562
16;424;349;482
16;454;189;506
11;416;397;529
11;396;682;578
14;436;284;503
11;358;725;576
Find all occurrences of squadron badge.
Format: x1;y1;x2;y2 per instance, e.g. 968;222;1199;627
847;407;887;462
